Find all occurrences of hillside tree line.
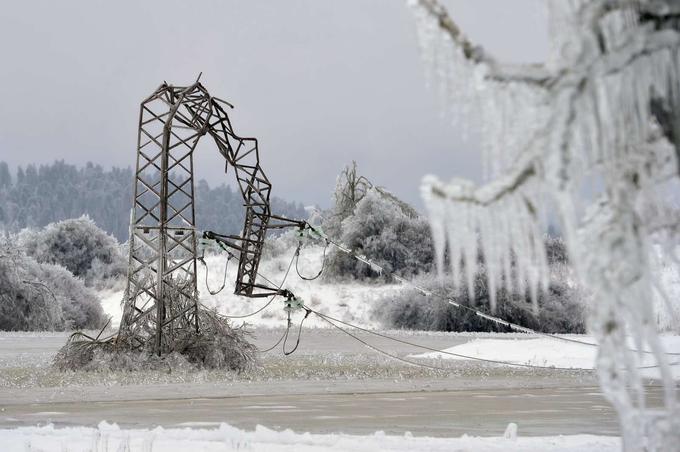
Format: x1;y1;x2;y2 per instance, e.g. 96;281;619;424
0;161;307;241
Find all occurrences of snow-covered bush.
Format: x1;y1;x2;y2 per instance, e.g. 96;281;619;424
17;216;125;287
0;250;62;331
0;245;105;331
376;262;585;334
325;187;433;281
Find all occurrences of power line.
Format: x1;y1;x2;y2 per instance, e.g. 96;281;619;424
257;327;288;353
313;311;458;371
203;223;679;365
283;308;312;355
310;307;680;371
309;226;680;357
311;308;591;371
295;241;328;281
199;255;230;295
200;246;297;320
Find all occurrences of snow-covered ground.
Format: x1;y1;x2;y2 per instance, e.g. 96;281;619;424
411;336;680;379
101;244;403;329
5;421;619;452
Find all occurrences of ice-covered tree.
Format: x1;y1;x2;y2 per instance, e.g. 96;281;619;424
323;161;374;237
17;216;126;287
409;0;680;449
0;244;105;331
325;187;434;280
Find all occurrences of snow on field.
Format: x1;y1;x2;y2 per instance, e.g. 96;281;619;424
411;336;680;378
4;421;620;452
100;244;404;330
98;287;125;328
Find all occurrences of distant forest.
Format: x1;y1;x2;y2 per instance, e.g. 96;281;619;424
0;161;307;242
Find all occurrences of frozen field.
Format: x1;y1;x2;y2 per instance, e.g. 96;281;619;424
0;328;672;446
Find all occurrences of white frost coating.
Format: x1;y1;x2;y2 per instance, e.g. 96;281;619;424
411;0;680;450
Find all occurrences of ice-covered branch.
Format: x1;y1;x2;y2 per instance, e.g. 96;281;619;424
410;0;552;85
424;158;536;207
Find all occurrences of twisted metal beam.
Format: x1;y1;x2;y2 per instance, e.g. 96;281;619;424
121;80;279;354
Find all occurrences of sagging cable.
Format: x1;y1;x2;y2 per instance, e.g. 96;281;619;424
295;241;329;281
305;224;680;356
199;255;230;295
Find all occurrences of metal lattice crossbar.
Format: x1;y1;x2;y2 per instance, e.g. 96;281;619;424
120;80;282;354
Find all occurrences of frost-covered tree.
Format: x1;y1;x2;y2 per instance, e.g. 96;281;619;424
17;216;126;287
410;0;680;449
324;161;374;237
326;187;434;280
0;245;105;331
0;161;307;241
0;163;10;189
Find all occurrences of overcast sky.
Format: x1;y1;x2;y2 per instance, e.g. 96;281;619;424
0;0;547;208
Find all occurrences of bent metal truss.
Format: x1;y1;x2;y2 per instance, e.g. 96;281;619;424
120;80;300;353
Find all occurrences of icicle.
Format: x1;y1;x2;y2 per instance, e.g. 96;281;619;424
421;175;446;280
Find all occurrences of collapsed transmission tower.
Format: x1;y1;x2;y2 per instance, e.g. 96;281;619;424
120;79;304;354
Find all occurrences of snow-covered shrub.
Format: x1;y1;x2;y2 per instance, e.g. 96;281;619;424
376;268;585;334
325;188;433;281
29;262;106;330
0;245;105;331
0;250;62;331
17;216;125;287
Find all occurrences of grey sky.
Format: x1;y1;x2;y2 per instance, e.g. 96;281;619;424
0;0;547;208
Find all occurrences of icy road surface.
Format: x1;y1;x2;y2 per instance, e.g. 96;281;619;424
0;329;671;438
0;385;648;437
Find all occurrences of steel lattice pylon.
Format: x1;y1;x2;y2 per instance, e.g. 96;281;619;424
120;80;274;353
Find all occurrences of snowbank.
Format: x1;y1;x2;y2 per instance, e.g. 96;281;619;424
411;336;680;378
4;421;620;452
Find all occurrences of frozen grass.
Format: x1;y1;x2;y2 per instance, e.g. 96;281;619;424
3;421;621;452
0;353;562;390
52;309;257;373
0;332;591;391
